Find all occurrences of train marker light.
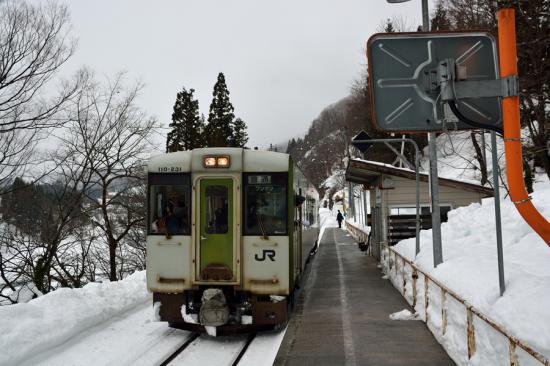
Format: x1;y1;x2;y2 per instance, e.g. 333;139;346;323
204;157;217;167
203;155;230;168
217;156;230;167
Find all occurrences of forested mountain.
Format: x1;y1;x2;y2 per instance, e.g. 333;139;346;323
286;75;426;199
288;0;550;197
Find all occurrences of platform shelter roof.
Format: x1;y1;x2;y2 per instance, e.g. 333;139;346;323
345;158;494;197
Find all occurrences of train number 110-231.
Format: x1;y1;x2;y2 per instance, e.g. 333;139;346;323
158;166;182;172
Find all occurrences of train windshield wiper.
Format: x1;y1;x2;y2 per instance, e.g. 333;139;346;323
257;213;268;240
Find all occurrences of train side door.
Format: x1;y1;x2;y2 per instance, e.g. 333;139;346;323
197;178;235;281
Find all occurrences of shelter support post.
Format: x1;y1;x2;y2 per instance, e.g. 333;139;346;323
353;138;422;256
491;131;505;295
428;133;443;266
363;189;368;227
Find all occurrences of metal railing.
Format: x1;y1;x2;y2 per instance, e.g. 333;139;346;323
384;243;549;366
345;221;370;247
346;224;549;366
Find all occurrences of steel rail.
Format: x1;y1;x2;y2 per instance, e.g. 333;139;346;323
160;331;257;366
231;333;257;366
159;333;200;366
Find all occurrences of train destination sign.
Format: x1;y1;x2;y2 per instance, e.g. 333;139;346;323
367;32;502;133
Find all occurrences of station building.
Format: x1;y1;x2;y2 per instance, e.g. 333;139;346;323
345;158;494;259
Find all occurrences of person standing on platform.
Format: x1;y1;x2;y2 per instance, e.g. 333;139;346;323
336;210;344;229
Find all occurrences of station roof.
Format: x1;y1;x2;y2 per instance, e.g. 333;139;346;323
346;158;494;197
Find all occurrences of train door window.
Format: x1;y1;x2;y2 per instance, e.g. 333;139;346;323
243;173;287;235
205;185;229;234
148;173;191;235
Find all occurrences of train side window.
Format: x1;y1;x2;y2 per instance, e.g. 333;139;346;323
205;185;228;234
148;173;191;235
243;173;287;236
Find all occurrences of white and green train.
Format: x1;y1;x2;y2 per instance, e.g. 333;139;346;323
146;148;319;335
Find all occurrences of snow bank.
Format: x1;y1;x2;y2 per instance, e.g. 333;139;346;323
317;208;337;244
386;178;550;365
0;271;150;366
389;309;420;321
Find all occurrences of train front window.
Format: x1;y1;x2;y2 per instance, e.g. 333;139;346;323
244;173;287;235
148;173;191;235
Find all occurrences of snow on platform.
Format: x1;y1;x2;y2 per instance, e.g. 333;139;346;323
390;177;550;364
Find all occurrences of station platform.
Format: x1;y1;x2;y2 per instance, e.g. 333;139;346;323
274;227;455;366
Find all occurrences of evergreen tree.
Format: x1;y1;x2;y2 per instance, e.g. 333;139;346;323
230;118;249;147
286;138;296;154
166;87;205;152
204;73;235;147
0;177;57;236
431;1;451;31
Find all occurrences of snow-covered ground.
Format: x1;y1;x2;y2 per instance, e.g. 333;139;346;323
386;177;550;365
21;303;191;366
0;212;338;366
0;271;150;365
0;270;286;366
317;207;338;244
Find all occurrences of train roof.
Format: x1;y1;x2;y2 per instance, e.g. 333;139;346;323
147;148;291;173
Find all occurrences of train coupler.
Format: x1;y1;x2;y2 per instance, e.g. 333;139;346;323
199;288;229;327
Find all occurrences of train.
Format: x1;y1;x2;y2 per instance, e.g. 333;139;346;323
146;147;319;336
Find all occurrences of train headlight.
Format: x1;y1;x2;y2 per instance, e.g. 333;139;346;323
203;155;230;168
204;157;217;167
217;156;230;167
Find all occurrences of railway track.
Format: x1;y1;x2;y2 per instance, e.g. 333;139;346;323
160;332;257;366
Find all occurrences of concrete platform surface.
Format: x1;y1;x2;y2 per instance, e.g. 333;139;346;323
274;228;455;366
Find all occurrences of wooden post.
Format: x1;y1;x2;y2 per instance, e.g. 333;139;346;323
412;268;418;309
509;340;518;366
441;288;447;335
467;308;476;359
424;275;429;322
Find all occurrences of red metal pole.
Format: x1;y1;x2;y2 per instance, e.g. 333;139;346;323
498;8;550;245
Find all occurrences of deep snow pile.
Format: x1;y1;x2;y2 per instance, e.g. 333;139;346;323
0;271;149;366
388;177;550;365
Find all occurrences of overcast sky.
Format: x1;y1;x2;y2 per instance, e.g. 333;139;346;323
60;0;432;150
